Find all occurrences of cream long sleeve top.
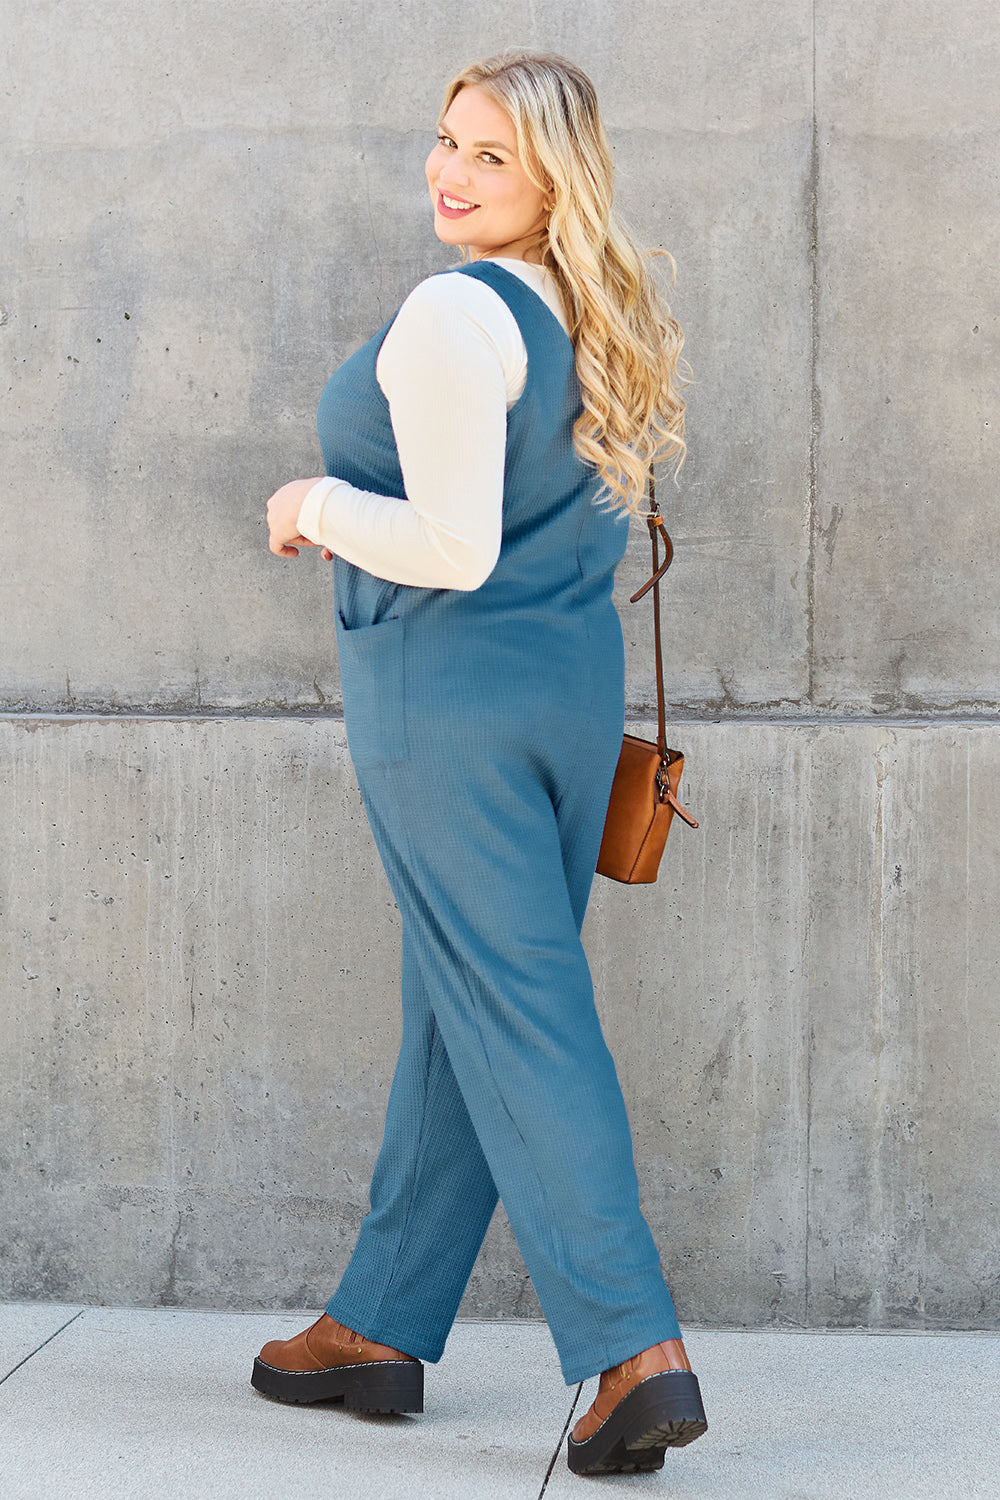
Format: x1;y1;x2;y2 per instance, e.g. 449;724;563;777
296;258;571;590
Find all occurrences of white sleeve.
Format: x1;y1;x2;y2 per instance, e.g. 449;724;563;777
296;273;527;591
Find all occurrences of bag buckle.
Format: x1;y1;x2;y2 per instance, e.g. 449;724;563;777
656;759;699;827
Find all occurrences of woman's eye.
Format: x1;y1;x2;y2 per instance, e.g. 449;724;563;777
482;152;504;166
437;134;456;149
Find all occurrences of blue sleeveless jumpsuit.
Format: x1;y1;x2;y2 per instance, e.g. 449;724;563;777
316;260;682;1384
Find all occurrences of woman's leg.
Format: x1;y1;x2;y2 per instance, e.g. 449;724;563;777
326;940;500;1361
348;746;682;1385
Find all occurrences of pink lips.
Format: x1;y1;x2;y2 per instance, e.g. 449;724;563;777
437;192;478;219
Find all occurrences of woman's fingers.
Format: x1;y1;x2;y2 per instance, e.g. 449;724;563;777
269;532;318;557
266;479;322;558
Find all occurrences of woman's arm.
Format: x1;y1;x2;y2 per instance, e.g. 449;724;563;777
267;274;526;589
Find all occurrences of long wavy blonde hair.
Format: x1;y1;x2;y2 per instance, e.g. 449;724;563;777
441;51;687;515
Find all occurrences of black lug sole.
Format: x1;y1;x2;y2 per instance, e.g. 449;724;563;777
251;1355;424;1413
567;1368;707;1475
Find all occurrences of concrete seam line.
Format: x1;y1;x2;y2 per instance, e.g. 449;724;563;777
0;1308;86;1386
538;1381;584;1497
3;712;1000;728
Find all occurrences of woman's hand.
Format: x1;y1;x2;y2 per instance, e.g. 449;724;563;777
266;478;328;557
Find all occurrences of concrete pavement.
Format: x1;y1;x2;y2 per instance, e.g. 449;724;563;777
2;1305;997;1498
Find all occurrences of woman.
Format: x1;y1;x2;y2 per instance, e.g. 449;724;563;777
256;51;706;1477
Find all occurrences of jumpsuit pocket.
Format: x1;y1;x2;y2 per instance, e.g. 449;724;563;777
336;611;409;770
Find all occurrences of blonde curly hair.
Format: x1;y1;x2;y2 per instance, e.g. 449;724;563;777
441;50;687;515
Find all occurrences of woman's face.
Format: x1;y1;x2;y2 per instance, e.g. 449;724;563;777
425;85;550;262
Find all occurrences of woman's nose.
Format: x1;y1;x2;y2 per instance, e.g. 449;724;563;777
439;158;470;187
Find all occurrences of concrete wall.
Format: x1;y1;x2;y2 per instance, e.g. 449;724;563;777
2;1;997;1326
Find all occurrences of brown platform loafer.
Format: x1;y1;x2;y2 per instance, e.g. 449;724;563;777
251;1313;423;1412
567;1339;707;1475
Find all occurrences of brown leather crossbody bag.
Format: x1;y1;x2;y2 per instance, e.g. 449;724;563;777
596;472;698;883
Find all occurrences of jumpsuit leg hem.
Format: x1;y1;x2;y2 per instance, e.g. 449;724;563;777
556;1311;686;1386
324;1294;685;1384
324;1294;448;1366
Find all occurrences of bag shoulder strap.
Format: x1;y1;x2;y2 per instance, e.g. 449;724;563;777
629;469;698;828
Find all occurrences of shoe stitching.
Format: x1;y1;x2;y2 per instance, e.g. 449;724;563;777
255;1357;420;1375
